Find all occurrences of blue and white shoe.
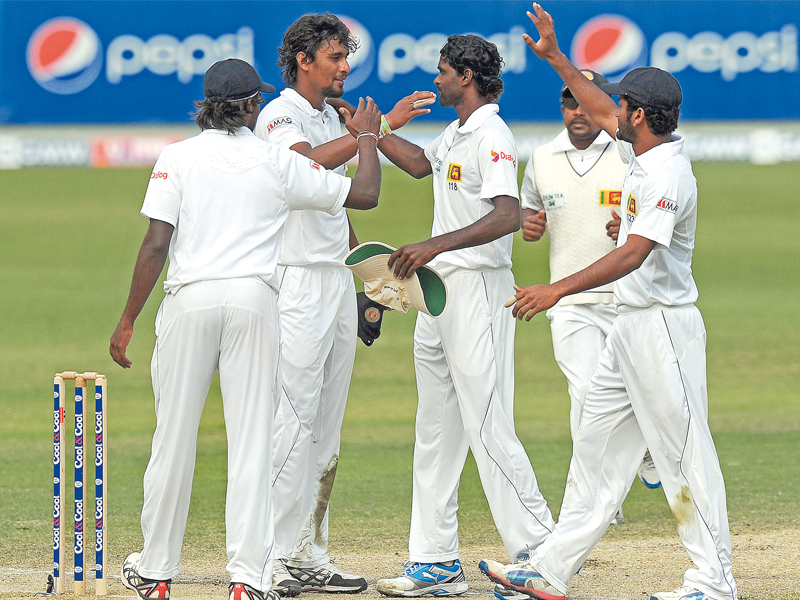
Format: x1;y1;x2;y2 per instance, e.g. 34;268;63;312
376;561;468;597
651;587;715;600
638;450;662;489
478;559;564;600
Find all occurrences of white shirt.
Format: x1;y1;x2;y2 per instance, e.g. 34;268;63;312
141;127;350;293
521;129;626;306
615;135;699;308
255;88;350;267
424;104;519;277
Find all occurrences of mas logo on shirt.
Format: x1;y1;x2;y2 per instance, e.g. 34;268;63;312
626;194;637;223
490;150;516;167
433;157;443;176
150;171;168;180
267;116;292;133
656;197;678;214
309;160;320;170
599;190;621;207
447;163;462;182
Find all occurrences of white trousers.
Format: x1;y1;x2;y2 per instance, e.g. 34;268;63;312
532;304;737;600
409;268;555;562
139;278;278;591
548;303;617;439
272;266;357;568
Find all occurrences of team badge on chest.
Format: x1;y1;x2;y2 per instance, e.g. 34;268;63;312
447;163;462;182
599;190;621;206
626;194;637;222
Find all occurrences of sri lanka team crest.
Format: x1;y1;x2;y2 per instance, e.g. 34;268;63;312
447;163;462;181
27;17;103;95
626;194;637;222
599;190;621;206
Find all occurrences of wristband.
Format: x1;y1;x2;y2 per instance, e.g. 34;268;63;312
357;131;379;143
379;115;393;139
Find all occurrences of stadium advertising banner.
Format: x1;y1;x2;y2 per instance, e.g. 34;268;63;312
0;0;798;124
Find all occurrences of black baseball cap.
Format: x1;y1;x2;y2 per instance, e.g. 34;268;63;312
203;58;275;102
602;67;682;109
561;69;609;98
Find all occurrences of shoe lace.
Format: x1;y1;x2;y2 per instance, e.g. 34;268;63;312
643;450;656;470
401;562;425;576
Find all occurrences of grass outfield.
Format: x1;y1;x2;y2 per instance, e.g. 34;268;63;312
0;163;798;597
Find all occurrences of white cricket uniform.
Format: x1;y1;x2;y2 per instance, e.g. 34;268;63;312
137;126;350;590
530;135;737;600
520;129;626;437
409;104;555;563
255;89;356;568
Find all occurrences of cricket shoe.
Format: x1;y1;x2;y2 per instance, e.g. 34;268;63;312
272;560;302;597
121;552;172;599
650;586;715;600
376;561;468;597
494;583;528;600
610;507;625;525
229;581;281;600
638;450;662;489
478;559;564;600
286;560;367;593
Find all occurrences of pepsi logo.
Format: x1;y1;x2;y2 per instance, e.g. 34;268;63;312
570;15;647;81
337;15;375;91
27;17;103;95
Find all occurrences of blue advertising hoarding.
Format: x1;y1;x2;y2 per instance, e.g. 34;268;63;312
0;0;798;123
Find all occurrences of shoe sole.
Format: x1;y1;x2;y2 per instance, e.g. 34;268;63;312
300;583;368;594
639;477;662;489
274;584;302;597
477;562;563;600
376;582;468;597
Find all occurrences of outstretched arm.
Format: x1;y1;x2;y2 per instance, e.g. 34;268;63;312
524;3;619;138
109;219;174;368
388;195;520;279
341;97;382;210
509;234;655;321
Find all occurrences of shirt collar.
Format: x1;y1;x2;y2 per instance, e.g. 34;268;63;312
281;87;334;119
453;103;500;135
550;128;614;153
202;126;254;137
633;134;685;173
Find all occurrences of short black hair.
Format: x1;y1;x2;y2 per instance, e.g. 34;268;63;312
192;96;260;134
440;35;504;101
624;95;680;136
277;14;359;87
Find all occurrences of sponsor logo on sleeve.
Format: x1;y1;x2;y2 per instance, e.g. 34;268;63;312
599;190;622;206
150;170;168;180
490;150;516;167
626;194;637;222
310;160;320;170
447;163;462;182
656;197;678;213
267;117;292;133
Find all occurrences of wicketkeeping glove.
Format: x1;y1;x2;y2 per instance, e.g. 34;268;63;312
356;291;386;347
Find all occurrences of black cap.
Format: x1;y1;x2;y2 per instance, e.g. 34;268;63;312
602;67;682;109
561;69;609;98
203;58;275;102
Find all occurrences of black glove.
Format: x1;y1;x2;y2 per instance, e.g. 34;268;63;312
356;291;386;347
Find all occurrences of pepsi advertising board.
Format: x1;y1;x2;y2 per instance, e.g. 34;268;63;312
0;0;798;124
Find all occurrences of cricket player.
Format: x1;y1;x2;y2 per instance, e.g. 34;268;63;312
517;71;659;534
254;14;435;596
479;6;737;600
109;58;383;600
374;34;556;597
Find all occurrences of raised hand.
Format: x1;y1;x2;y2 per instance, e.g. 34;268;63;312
341;96;381;138
385;91;437;129
522;3;561;62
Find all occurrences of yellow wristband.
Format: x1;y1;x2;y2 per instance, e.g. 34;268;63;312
379;115;393;139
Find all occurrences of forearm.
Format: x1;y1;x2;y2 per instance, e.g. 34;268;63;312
428;198;520;255
118;238;170;326
347;216;359;249
291;137;357;171
344;137;381;210
378;135;432;179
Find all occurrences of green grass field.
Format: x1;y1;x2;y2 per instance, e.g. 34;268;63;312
0;163;798;597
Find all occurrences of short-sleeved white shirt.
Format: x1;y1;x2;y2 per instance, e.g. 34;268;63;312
141;127;350;293
255;88;350;267
423;104;519;277
615;135;699;308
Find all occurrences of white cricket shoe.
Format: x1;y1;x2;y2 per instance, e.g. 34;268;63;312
376;561;468;597
229;581;281;600
287;560;367;593
272;560;301;597
638;450;662;488
610;507;625;525
121;552;172;599
478;559;564;600
650;586;715;600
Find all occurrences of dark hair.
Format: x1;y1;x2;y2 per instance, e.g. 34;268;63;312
277;14;359;87
440;35;504;101
192;97;259;134
624;96;680;136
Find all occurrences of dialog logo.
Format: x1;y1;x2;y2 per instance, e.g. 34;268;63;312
27;17;103;95
571;15;647;80
337;16;375;91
